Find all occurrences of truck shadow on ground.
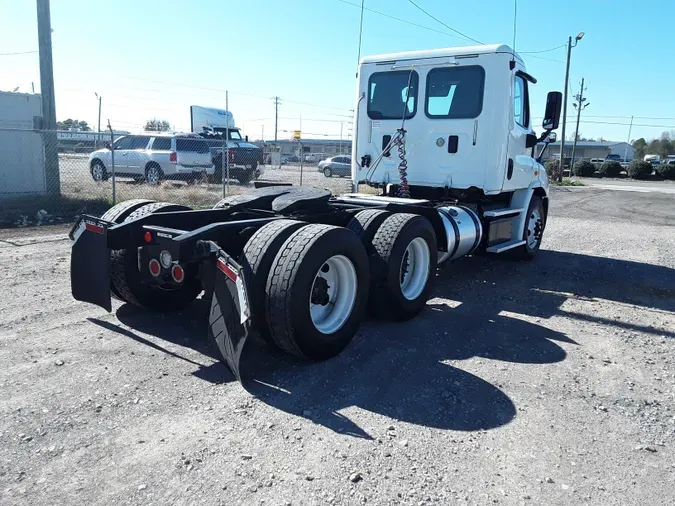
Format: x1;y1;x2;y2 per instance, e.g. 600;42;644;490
243;248;675;437
109;248;675;438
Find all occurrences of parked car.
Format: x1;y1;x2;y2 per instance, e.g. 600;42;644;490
304;153;324;163
88;133;214;184
318;155;351;177
286;155;300;163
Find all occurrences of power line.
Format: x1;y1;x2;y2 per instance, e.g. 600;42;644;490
119;76;352;112
528;55;565;64
335;0;471;42
406;0;483;44
579;120;675;129
520;44;566;54
0;50;38;56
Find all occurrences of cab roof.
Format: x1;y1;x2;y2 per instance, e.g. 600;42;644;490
360;44;523;65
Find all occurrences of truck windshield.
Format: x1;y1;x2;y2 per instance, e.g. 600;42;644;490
210;128;243;141
367;70;419;120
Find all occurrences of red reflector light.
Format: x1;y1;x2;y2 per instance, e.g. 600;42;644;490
227;149;234;163
216;257;238;282
171;264;184;283
85;222;104;234
144;231;152;243
169;151;177;163
149;259;161;277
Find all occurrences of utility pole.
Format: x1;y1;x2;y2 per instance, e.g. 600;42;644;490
340;122;343;154
558;32;585;181
273;96;280;143
624;115;634;162
37;0;60;195
570;78;589;169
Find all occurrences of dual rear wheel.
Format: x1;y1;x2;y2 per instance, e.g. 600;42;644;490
241;211;437;360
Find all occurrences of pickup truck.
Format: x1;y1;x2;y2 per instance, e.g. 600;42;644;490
201;135;264;184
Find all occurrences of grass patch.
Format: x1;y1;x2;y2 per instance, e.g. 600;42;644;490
0;194;110;229
551;179;585;187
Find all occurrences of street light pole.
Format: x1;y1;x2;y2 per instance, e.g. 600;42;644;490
558;32;584;181
94;92;101;150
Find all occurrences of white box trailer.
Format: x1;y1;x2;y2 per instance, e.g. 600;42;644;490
70;44;561;379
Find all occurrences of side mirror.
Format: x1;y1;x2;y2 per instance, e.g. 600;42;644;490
245;135;249;142
546;132;557;143
526;133;538;148
105;142;111;150
542;91;563;131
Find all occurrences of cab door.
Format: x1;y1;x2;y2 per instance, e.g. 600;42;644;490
503;73;535;191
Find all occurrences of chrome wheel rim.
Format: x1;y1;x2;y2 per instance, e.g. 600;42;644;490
309;255;358;334
147;167;160;185
92;164;104;181
400;237;431;301
527;209;543;249
324;168;331;177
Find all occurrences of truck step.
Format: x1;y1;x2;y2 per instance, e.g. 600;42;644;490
483;208;523;218
486;240;526;254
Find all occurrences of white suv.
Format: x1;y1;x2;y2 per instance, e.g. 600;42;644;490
88;133;214;184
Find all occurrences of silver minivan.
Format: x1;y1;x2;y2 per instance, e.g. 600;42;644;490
88;133;214;184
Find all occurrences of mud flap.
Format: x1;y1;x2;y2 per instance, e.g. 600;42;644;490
70;216;112;312
208;250;251;382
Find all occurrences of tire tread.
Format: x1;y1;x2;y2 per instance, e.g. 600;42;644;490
266;224;335;357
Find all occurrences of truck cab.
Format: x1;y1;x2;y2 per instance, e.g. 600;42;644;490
352;44;560;199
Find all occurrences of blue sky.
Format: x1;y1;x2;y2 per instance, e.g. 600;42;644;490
2;0;675;142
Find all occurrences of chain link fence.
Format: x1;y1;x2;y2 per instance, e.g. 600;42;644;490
0;126;353;234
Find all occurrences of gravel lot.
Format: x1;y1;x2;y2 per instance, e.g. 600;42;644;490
1;187;674;506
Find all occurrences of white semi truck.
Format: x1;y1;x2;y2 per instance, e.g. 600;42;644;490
70;44;561;378
190;105;264;184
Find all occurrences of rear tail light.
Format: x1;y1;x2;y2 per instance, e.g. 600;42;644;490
227;149;234;163
171;264;184;283
149;259;161;277
169;152;177;163
144;231;153;243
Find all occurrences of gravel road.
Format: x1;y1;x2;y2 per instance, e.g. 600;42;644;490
1;187;674;506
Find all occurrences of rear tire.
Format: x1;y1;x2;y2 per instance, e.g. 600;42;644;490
236;170;253;185
101;199;155;302
266;224;369;360
240;219;307;347
369;213;437;321
347;209;391;253
110;202;202;311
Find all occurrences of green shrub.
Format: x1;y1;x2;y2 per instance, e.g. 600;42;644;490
544;159;562;180
572;160;596;177
598;160;623;178
656;163;675;180
627;160;653;179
